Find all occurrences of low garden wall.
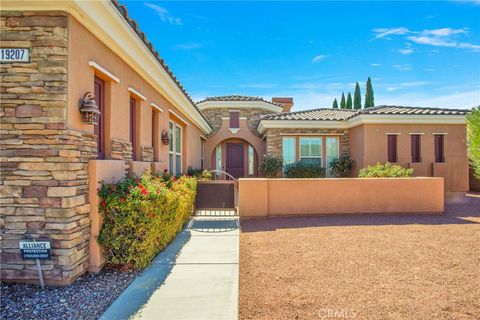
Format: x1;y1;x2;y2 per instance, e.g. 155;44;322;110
238;178;444;217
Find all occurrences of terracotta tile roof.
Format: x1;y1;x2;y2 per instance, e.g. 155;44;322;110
110;0;211;129
358;105;470;115
261;105;469;121
261;108;357;121
197;95;283;107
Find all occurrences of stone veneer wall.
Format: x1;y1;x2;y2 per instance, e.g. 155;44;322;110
0;11;98;285
200;108;276;137
140;145;154;162
265;128;350;158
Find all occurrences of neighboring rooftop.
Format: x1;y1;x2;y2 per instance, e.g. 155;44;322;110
197;95;283;107
261;105;469;121
261;108;357;121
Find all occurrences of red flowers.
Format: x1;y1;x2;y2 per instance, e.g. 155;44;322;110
102;201;106;207
121;198;125;202
141;189;148;196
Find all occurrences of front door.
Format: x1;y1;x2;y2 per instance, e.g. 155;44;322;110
226;143;244;178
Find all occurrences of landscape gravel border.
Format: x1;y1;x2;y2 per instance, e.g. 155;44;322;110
1;269;139;320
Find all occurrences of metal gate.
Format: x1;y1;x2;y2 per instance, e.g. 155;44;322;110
195;170;238;216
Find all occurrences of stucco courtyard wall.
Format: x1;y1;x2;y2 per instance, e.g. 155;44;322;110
238;178;444;217
350;124;468;193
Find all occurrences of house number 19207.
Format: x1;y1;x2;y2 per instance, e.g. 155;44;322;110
0;48;30;63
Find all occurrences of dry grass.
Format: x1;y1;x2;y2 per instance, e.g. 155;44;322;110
239;196;480;320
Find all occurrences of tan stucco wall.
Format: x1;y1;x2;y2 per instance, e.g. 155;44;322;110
238;178;444;217
349;124;469;192
67;16;204;171
87;160;126;272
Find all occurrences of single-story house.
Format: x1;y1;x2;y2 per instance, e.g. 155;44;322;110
0;0;472;286
199;95;469;194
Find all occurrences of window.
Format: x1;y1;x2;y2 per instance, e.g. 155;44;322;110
282;137;296;168
200;139;205;170
152;110;157;161
411;135;421;163
387;135;397;163
94;76;105;159
300;137;322;166
326;137;339;176
169;121;182;175
229;111;239;129
129;97;137;161
216;145;222;172
248;144;254;175
434;134;444;163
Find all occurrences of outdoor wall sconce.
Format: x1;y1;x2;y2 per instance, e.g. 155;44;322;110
79;92;100;125
161;130;170;145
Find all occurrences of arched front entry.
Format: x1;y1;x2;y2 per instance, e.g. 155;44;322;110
204;118;265;178
211;138;259;178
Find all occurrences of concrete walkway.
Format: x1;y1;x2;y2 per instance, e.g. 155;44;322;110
101;212;239;320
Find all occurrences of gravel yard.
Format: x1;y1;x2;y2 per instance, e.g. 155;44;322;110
239;195;480;320
1;269;138;320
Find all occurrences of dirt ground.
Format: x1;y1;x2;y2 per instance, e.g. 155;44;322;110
239;195;480;320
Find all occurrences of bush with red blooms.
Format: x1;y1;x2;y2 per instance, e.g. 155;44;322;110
98;172;196;269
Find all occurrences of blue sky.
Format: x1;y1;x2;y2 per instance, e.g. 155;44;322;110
122;1;480;111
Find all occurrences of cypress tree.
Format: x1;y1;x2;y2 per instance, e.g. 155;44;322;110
340;92;346;109
354;82;362;109
346;92;353;109
365;77;374;108
332;98;339;109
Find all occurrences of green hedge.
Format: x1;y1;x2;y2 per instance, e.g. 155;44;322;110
358;162;413;178
98;173;196;269
284;161;326;178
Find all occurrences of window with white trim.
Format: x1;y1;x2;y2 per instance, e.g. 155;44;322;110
248;144;254;175
215;145;222;174
200;139;205;170
169;121;182;175
282;137;296;169
326;137;339;176
300;137;322;167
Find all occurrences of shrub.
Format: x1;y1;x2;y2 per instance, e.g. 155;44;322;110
358;162;413;178
98;173;196;269
329;155;354;177
467;107;480;178
284;161;326;178
187;167;212;180
259;155;282;178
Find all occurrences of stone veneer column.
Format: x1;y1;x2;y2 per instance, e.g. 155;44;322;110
1;11;97;285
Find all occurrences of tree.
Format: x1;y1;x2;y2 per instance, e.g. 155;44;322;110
364;77;374;108
332;98;339;109
346;92;352;109
467;107;480;178
354;82;362;109
340;92;346;109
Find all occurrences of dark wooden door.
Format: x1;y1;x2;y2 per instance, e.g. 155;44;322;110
226;143;244;178
94;77;105;159
129;98;136;161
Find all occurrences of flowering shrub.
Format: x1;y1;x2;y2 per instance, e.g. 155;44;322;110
98;173;196;269
358;162;413;178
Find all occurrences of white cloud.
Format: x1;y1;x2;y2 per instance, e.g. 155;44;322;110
379;90;479;108
373;26;480;51
372;27;410;40
424;68;436;72
312;55;329;63
173;42;202;50
144;2;182;25
398;48;414;55
392;64;413;71
371;63;382;67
